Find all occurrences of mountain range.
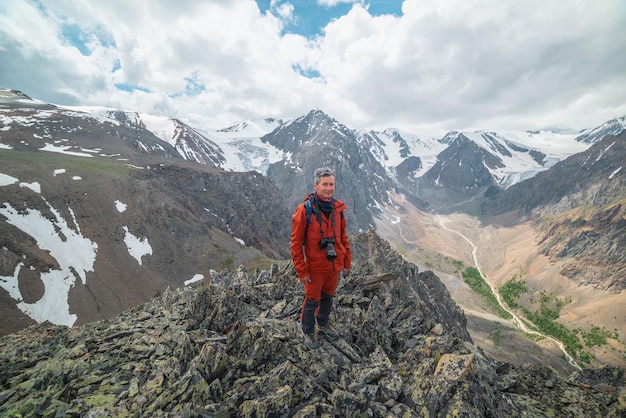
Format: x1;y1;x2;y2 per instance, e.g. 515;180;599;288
0;87;625;374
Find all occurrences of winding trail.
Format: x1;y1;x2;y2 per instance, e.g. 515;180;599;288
435;213;582;370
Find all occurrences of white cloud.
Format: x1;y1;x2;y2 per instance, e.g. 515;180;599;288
1;0;624;137
317;0;362;7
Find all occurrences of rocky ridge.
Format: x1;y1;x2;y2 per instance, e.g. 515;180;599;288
1;231;624;417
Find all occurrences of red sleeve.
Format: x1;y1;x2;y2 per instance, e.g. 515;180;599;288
290;204;308;278
340;212;351;270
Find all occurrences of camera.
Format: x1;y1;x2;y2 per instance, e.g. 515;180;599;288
319;238;337;261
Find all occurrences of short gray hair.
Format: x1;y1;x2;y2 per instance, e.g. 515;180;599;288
314;166;335;184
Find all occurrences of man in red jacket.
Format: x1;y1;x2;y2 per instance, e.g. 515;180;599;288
291;167;352;349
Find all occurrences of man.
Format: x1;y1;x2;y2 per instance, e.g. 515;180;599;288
291;167;352;349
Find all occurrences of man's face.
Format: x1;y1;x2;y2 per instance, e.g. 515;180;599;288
314;175;335;200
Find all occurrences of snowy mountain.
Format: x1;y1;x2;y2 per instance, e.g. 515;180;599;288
468;130;626;291
1;87;625;335
575;116;626;144
127;110;603;206
5;86;621;227
419;129;589;201
0;89;293;334
23;91;614;211
367;128;446;176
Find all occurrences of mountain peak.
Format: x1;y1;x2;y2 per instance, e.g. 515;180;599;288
0;88;32;101
576;115;626;144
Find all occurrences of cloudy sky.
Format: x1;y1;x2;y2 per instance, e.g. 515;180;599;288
1;0;625;137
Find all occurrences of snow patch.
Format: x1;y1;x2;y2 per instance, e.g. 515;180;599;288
0;172;18;186
115;200;127;213
41;143;94;157
184;274;205;286
609;167;622;179
20;182;41;193
123;226;152;265
0;200;98;327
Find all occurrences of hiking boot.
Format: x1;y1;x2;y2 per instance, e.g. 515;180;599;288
316;323;339;340
303;332;320;349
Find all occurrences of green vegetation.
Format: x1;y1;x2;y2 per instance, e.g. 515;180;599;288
0;148;138;177
521;307;587;361
462;267;512;320
499;278;527;309
578;326;614;347
486;322;505;346
468;271;623;364
451;259;464;273
516;290;600;364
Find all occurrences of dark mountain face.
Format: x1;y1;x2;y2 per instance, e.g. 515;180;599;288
264;110;394;232
170;119;226;166
394;155;422;190
575;116;626;144
416;134;503;205
427;134;503;188
0;95;292;335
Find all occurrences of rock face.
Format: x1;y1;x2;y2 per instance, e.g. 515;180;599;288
4;91;296;335
1;231;624;417
0;157;293;335
264;110;394;232
474;132;626;291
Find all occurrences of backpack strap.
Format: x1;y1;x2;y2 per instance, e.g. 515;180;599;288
304;195;342;245
304;198;323;244
304;199;312;242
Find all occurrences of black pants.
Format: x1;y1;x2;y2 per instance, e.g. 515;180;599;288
301;292;333;334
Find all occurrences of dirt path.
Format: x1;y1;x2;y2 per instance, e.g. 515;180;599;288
435;213;581;370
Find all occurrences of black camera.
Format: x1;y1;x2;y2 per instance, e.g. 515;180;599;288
319;238;337;261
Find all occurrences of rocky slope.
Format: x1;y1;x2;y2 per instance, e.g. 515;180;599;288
0;150;292;335
472;131;626;291
0;231;623;417
534;181;626;292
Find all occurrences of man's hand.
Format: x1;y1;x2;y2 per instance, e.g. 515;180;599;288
299;274;311;284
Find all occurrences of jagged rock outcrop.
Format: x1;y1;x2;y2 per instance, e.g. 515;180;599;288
1;231;624;417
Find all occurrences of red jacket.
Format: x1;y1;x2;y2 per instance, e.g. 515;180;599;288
291;194;352;278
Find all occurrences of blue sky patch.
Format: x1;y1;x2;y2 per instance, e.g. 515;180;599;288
114;84;150;94
292;64;322;79
60;23;91;55
255;0;403;38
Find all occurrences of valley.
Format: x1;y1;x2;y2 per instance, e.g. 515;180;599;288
374;192;626;375
1;90;624;382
